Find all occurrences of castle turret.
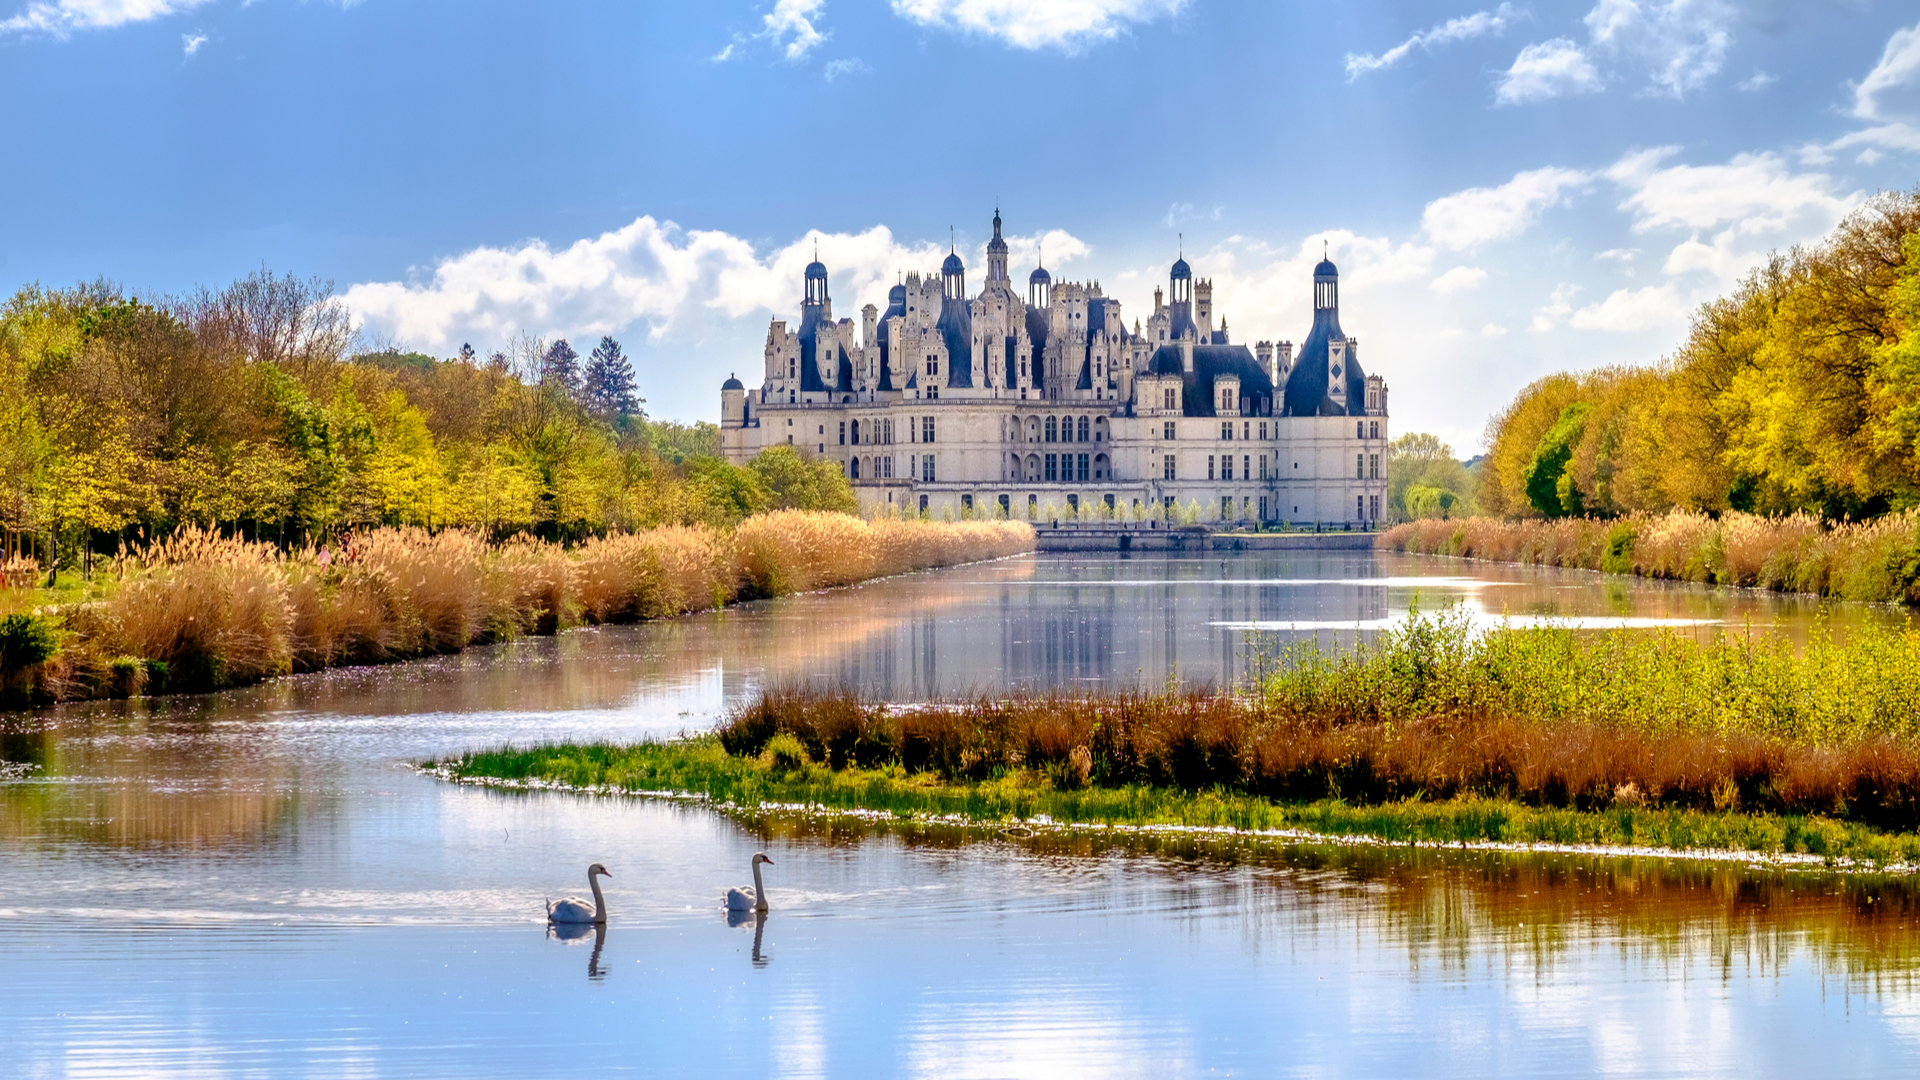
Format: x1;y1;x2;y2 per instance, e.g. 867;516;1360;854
986;209;1009;284
721;374;746;428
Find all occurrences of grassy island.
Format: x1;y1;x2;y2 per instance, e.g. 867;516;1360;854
437;608;1920;867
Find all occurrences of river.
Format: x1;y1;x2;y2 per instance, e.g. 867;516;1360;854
3;550;1917;1077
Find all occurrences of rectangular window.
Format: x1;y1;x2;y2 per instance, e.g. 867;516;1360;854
1208;455;1216;480
1356;454;1365;479
1243;455;1250;480
839;421;846;445
1163;455;1176;481
1243;422;1250;440
1369;495;1380;519
1164;388;1176;411
1222;496;1233;520
1076;453;1089;482
1163;421;1175;440
923;416;936;443
1357;495;1365;520
1221;422;1232;440
1221;456;1233;481
910;417;916;443
1369;421;1380;439
1259;421;1268;440
1045;454;1058;482
1369;454;1380;479
1259;457;1268;480
884;455;894;478
924;454;936;482
998;494;1010;517
1260;495;1269;520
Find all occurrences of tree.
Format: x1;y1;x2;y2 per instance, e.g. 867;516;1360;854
1524;403;1591;517
1386;432;1476;521
747;445;858;514
581;336;642;420
540;339;580;398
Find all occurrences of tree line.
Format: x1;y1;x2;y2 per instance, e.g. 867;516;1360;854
1480;189;1920;521
0;270;855;573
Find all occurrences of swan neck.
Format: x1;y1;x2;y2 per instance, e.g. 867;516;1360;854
751;860;766;908
588;871;607;920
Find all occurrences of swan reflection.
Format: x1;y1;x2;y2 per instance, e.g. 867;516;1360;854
726;907;771;966
547;920;611;981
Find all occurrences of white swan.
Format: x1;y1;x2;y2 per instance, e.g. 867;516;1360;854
725;852;773;912
547;862;611;924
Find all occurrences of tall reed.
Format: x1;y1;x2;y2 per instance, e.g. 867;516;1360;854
1380;510;1920;604
4;514;1033;703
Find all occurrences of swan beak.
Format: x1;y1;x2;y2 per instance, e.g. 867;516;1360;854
763;857;774;865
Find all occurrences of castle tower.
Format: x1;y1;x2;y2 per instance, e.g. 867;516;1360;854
1168;253;1196;340
986;209;1009;285
1028;263;1051;309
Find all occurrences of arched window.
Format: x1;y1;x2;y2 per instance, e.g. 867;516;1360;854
1094;453;1109;481
851;457;861;479
1045;416;1058;442
1077;416;1089;442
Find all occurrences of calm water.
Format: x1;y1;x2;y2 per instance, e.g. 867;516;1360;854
3;551;1919;1078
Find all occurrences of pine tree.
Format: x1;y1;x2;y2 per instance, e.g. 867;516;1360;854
582;336;642;420
540;339;581;397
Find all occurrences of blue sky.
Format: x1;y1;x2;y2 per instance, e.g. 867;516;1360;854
4;1;1919;451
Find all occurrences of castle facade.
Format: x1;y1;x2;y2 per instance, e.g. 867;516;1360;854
721;212;1389;525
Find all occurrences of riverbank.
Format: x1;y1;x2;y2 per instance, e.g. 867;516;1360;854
435;609;1920;865
430;736;1920;867
1379;510;1920;605
0;512;1033;705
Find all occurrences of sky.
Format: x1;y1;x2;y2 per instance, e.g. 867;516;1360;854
3;1;1919;452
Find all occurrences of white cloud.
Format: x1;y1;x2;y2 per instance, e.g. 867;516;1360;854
711;43;736;62
1188;231;1434;345
889;0;1186;52
1583;0;1734;98
1530;284;1577;332
1802;21;1920;163
1497;0;1735;104
1345;3;1518;80
1736;70;1774;92
1605;147;1857;236
1429;266;1488;293
1496;38;1603;103
1;0;212;36
1421;166;1592;250
1568;283;1687;332
762;0;827;60
344;216;1091;355
1594;247;1637;262
180;29;202;55
1851;19;1920;123
1481;323;1509;337
823;57;868;81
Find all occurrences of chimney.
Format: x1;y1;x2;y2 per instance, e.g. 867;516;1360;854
1255;341;1273;382
1180;337;1194;374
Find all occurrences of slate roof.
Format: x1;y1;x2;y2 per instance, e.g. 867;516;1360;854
1144;343;1276;417
1280;302;1368;417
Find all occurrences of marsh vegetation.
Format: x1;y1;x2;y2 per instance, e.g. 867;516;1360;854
443;606;1920;863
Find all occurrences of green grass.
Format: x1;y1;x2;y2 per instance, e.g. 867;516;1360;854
434;736;1920;867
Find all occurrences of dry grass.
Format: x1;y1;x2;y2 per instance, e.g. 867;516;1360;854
716;691;1920;831
1381;509;1920;603
3;513;1034;703
706;605;1920;830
